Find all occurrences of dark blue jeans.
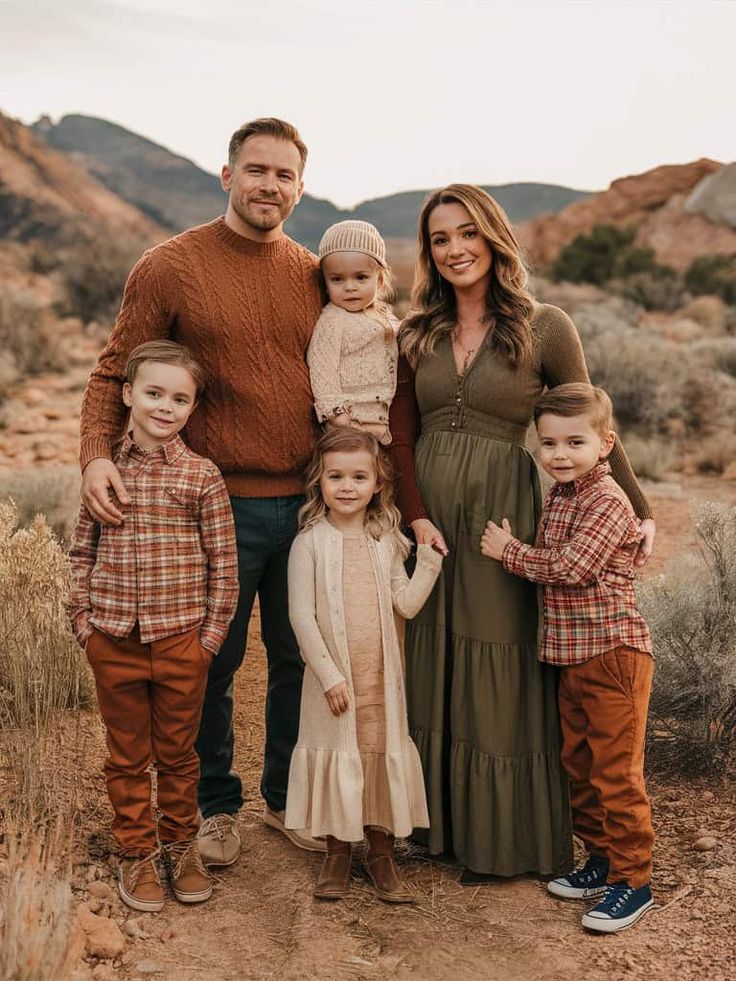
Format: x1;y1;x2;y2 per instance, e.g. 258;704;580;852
195;494;304;818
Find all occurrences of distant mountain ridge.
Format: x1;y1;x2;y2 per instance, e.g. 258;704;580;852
32;114;592;250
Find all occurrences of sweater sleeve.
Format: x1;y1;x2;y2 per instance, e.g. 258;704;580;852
306;309;349;422
388;356;429;524
390;542;442;618
79;250;174;470
287;533;347;693
538;305;653;520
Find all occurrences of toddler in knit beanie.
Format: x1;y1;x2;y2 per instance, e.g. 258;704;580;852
307;221;399;446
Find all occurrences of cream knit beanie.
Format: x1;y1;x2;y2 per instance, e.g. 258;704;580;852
318;220;387;268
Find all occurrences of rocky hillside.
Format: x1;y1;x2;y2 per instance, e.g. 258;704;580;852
0;112;164;246
30;114;590;250
520;159;736;272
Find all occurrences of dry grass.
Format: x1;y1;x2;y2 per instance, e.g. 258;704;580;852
0;466;81;543
0;500;91;979
0;290;69;381
0;500;92;730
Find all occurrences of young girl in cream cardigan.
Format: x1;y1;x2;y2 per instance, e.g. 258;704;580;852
285;428;442;902
307;220;399;446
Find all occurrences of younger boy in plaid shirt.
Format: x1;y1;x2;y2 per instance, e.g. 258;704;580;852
69;340;238;913
481;383;654;934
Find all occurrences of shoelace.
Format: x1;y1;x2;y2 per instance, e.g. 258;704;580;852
165;840;206;878
123;850;162;888
597;883;634;913
198;814;234;841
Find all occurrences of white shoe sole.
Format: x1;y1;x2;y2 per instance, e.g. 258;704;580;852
172;883;213;904
582;898;654;933
118;879;164;913
262;808;326;852
547;880;608;900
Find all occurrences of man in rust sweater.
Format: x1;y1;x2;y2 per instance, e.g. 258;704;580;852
79;118;324;865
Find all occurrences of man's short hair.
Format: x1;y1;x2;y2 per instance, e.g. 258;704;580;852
533;383;614;437
125;340;207;396
228;117;308;174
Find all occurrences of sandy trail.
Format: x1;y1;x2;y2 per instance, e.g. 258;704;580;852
68;476;736;981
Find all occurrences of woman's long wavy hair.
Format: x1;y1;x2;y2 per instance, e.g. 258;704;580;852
400;184;535;368
298;428;410;555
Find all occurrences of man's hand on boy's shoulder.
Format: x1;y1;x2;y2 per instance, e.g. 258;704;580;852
480;518;514;561
82;459;131;525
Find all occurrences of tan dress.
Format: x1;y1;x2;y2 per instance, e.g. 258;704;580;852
342;534;393;831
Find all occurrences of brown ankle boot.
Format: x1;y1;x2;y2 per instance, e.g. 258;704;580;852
364;827;414;904
314;836;352;900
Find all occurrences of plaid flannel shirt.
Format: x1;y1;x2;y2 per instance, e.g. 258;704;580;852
502;462;652;666
68;433;238;655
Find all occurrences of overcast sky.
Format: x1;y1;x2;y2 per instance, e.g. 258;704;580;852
1;0;733;207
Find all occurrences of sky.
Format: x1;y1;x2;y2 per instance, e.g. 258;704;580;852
1;0;734;207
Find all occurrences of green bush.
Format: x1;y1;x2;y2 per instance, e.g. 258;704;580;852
685;254;736;304
553;225;637;286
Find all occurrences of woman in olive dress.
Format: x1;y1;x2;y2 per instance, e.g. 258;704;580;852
389;184;655;882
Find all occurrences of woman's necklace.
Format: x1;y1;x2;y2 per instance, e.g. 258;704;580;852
452;318;491;375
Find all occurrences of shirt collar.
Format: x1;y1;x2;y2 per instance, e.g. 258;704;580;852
556;460;612;497
119;432;187;465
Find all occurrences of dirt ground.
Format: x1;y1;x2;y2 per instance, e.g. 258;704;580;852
63;477;736;981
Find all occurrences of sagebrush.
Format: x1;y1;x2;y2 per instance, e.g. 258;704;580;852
639;501;736;773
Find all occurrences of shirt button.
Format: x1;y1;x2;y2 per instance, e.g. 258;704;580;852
451;422;456;428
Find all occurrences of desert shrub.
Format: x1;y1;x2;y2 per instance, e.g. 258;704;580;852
614;269;688;312
691;336;736;378
620;433;677;481
553;225;637;286
685;254;736;305
678;295;728;334
584;328;684;434
689;431;736;474
0;500;92;731
0;290;69;377
639;502;736;773
0;466;81;542
58;235;140;324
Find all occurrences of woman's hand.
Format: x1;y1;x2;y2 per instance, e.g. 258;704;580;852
480;518;513;561
634;518;656;567
325;681;350;716
410;518;449;556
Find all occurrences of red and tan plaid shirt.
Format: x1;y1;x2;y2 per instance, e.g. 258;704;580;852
502;462;652;666
69;433;238;655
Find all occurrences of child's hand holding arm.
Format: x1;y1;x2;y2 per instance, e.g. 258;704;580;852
480;518;514;561
325;681;350;716
390;541;443;618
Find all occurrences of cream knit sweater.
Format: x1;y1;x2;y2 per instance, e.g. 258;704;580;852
306;303;399;445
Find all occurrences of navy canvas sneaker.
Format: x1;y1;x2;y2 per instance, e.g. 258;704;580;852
582;881;654;933
547;855;609;899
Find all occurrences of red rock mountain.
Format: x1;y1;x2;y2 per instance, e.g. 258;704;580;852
0;111;165;244
519;159;736;272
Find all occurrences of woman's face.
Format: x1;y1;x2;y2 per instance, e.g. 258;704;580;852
427;202;493;294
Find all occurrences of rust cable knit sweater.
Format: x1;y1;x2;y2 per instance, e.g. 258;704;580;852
79;218;323;497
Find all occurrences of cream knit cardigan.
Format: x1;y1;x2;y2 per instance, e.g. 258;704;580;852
306;303;399;445
285;517;442;841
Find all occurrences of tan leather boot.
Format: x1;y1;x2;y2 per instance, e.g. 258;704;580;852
364;827;414;904
314;836;352;900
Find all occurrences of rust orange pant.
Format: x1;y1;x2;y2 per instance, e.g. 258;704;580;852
558;646;655;888
86;625;210;857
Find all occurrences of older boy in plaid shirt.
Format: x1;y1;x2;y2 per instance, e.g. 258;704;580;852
481;383;654;933
69;341;238;913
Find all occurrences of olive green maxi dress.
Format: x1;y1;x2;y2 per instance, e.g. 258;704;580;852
391;304;651;876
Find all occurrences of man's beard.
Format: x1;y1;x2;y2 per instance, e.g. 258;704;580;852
238;197;288;231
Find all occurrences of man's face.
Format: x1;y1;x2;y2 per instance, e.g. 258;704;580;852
221;135;304;240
